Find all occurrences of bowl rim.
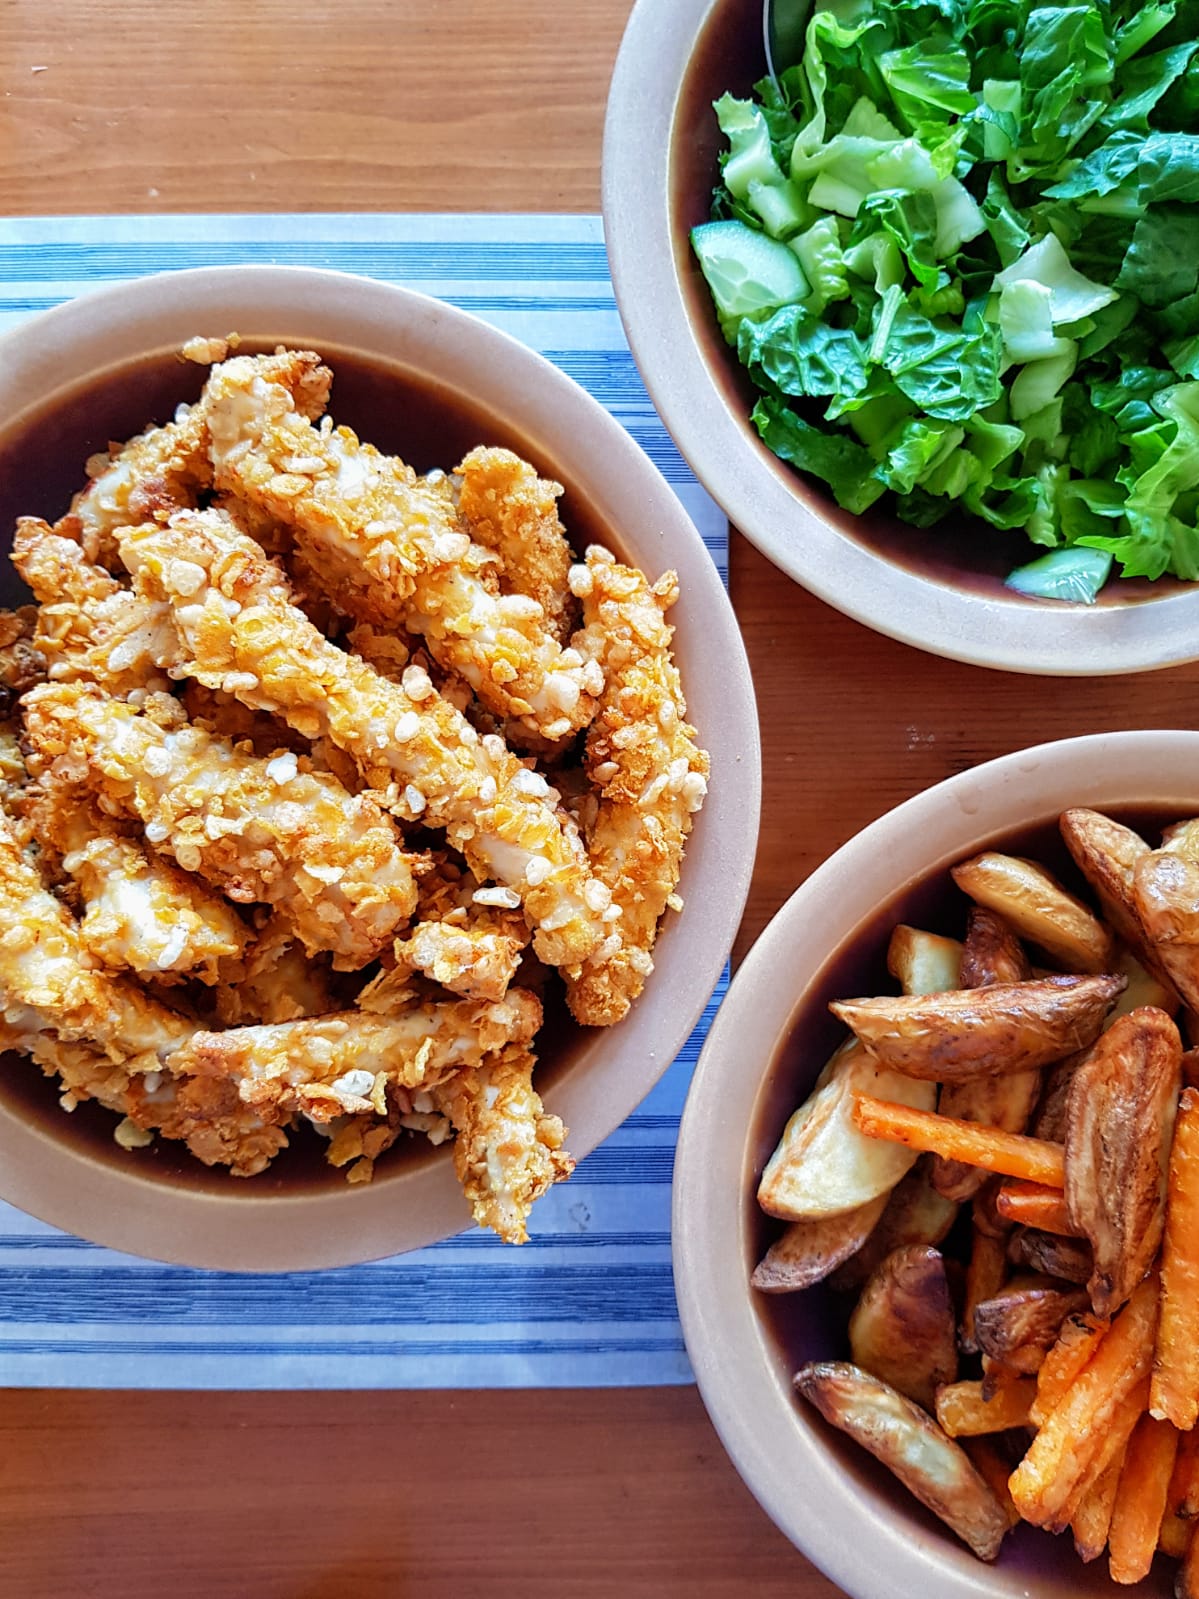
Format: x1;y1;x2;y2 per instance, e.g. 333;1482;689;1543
602;0;1199;678
0;262;762;1271
672;729;1199;1597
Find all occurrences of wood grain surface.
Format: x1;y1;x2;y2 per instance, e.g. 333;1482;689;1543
3;0;1194;1595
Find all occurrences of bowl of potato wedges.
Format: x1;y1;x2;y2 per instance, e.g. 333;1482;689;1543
674;730;1199;1598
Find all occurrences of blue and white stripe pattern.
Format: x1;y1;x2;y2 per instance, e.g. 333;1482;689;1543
0;214;729;1389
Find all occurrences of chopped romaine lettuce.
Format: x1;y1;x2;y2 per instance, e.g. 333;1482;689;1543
692;0;1199;598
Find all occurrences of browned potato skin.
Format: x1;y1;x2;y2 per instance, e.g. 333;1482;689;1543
826;1157;958;1293
831;974;1125;1082
1031;1051;1085;1143
1133;851;1199;1014
1065;1006;1182;1317
848;1245;958;1410
936;908;1040;1202
796;1362;1010;1561
752;1193;889;1293
972;1281;1090;1363
1060;809;1160;972
886;925;962;997
951;851;1117;974
1010;1228;1093;1286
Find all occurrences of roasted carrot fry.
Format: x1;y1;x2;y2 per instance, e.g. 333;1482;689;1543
1071;1448;1126;1564
1108;1413;1179;1584
1159;1426;1199;1558
853;1096;1065;1188
963;1437;1021;1531
1032;1313;1109;1427
995;1181;1074;1235
1009;1277;1159;1532
1152;1086;1199;1430
1181;1524;1199;1599
935;1375;1036;1436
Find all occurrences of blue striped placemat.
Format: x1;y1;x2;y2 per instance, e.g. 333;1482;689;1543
0;214;729;1389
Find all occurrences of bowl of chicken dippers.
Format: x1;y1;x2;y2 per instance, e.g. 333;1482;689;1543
0;265;759;1270
674;730;1199;1598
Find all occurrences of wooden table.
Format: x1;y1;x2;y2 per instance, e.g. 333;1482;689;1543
1;3;1196;1595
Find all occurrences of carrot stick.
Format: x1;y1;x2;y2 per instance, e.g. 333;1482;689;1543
1159;1426;1199;1558
1152;1087;1199;1430
1181;1524;1199;1599
1072;1449;1127;1564
996;1180;1074;1235
853;1095;1065;1187
1009;1276;1159;1532
1032;1313;1109;1428
934;1375;1035;1436
1108;1414;1179;1584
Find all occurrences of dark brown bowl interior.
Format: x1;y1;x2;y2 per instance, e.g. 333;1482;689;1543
669;0;1180;608
0;342;621;1199
747;805;1180;1592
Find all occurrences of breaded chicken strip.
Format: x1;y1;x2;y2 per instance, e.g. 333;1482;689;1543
171;988;542;1126
455;446;576;644
13;517;176;697
361;853;529;1004
179;680;306;758
119;509;609;969
0;607;46;716
434;1045;574;1243
564;547;710;1027
22;682;419;970
202;356;600;741
0;809;192;1067
68;347;331;557
213;918;337;1027
25;781;251;985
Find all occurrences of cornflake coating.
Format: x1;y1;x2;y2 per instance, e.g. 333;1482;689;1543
213;919;337;1027
454;446;577;645
69;347;331;555
170;989;543;1126
119;509;609;969
0;606;46;716
21;681;419;970
13;517;176;697
364;853;529;1004
26;782;250;985
202;356;599;741
434;1044;575;1244
564;545;710;1026
0;808;192;1068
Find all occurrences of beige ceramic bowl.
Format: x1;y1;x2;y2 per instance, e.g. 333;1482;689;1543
603;0;1199;675
0;264;760;1271
673;731;1199;1599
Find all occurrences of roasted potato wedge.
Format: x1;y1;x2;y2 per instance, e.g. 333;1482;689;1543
934;1373;1036;1435
1012;1227;1094;1286
1132;850;1199;1015
1065;1007;1181;1317
1060;808;1159;964
959;905;1031;988
972;1280;1090;1363
887;925;963;997
1162;818;1199;858
1109;947;1179;1024
752;1193;889;1293
934;908;1039;1201
796;1361;1010;1561
757;1041;934;1221
1031;1051;1084;1143
831;974;1125;1082
848;1245;958;1410
951;851;1117;974
826;1157;958;1293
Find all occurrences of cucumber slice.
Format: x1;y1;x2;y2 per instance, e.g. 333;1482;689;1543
1005;545;1113;603
691;220;808;321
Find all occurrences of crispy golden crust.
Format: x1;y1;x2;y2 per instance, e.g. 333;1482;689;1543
172;990;542;1126
212;919;337;1027
201;356;599;741
13;517;176;697
119;508;609;969
179;680;307;758
22;681;419;970
454;446;577;644
434;1044;574;1243
0;809;192;1067
25;779;250;985
564;546;709;1026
